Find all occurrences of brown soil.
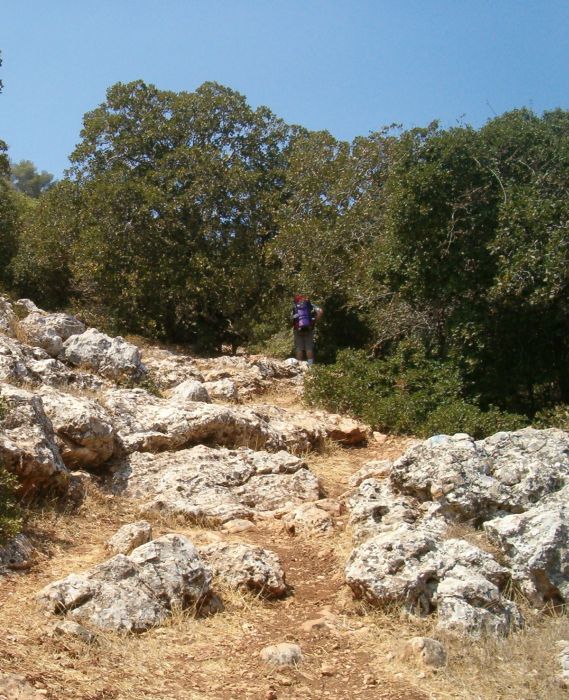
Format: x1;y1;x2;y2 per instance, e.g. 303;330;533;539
0;389;567;700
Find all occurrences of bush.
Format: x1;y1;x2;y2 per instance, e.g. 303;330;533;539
533;404;569;431
304;343;527;438
246;329;294;359
0;399;23;544
0;465;22;544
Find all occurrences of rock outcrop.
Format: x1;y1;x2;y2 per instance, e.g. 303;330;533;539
112;445;321;524
0;385;69;493
37;534;215;632
345;427;569;636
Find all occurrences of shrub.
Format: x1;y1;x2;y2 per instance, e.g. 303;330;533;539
246;329;293;360
533;404;569;431
0;398;23;544
0;465;22;544
304;343;527;438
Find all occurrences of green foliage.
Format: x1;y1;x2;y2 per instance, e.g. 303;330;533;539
0;465;22;544
0;400;23;544
10;180;78;307
10;160;55;198
247;329;293;359
58;80;293;349
305;344;526;438
533;404;569;431
0;140;19;290
5;80;569;424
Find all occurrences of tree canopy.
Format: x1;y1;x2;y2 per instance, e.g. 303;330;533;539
4;80;569;428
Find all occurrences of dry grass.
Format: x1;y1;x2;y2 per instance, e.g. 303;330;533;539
1;388;568;699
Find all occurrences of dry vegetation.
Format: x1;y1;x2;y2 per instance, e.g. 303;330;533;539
0;391;567;700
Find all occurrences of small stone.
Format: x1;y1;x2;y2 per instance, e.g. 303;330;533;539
260;643;303;667
320;663;335;676
54;620;97;644
265;690;278;700
405;637;447;668
221;519;256;534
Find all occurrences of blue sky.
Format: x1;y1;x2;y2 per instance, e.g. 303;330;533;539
1;0;568;179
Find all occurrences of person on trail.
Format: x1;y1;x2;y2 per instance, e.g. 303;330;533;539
291;294;323;366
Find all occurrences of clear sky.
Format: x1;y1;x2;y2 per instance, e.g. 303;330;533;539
1;0;568;179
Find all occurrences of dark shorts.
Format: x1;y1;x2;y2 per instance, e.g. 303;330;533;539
294;328;315;355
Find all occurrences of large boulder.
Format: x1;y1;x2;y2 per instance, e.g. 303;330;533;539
0;335;105;390
112;445;321;524
169;379;211;403
59;328;146;380
390;429;569;521
347;477;444;545
484;485;569;606
41;388;115;469
140;347;205;389
106;521;153;556
251;404;370;448
345;531;522;637
199;542;287;597
17;311;85;357
0;385;68;493
102;388;311;454
37;534;215;632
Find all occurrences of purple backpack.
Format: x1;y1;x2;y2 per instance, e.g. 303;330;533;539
295;300;313;331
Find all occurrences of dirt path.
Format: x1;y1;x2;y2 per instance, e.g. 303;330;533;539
0;387;433;700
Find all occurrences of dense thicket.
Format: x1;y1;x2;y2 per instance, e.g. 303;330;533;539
2;80;569;433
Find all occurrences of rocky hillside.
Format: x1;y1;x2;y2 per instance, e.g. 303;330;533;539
0;296;567;699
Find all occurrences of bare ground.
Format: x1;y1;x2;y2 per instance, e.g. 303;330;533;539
0;391;567;700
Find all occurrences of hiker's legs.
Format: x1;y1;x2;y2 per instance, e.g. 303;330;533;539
294;329;305;361
305;331;315;365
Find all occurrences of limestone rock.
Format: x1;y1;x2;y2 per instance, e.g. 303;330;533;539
251;404;369;448
559;642;569;682
259;642;303;667
12;298;42;318
18;311;85;357
169;379;211;403
53;620;97;644
194;355;306;399
140;347;205;389
59;328;146;380
345;531;521;637
199;542;286;597
0;385;68;493
347;477;445;545
484;485;569;606
390;429;569;521
37;534;214;632
349;460;393;488
112;445;321;525
405;637;447;668
221;519;256;534
204;378;239;402
0;295;17;336
0;535;36;573
282;503;334;536
102;388;311;455
106;521;153;555
40;388;115;469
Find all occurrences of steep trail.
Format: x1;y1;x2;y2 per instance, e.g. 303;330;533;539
0;382;427;700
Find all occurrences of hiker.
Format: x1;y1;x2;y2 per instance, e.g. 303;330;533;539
292;294;323;366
